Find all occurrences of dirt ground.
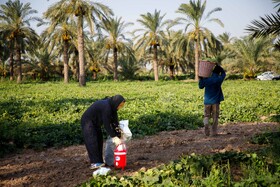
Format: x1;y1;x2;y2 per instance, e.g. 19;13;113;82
1;122;280;187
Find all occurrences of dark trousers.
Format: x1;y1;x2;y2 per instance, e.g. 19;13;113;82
81;119;104;164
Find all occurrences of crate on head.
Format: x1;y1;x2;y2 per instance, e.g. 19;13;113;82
198;61;216;77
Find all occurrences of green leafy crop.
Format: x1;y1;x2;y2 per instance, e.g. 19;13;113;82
0;80;279;156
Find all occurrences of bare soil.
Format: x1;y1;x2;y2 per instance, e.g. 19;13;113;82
1;122;279;187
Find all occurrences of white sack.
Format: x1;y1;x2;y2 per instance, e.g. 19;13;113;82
104;138;115;166
119;120;132;141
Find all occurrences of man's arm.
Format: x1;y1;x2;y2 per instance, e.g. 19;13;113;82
198;77;205;89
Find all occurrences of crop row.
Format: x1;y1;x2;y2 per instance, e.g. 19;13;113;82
0;80;279;156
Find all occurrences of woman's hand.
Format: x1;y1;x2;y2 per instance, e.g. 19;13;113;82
112;137;122;146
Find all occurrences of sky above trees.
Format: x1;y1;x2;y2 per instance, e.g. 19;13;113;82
1;0;275;38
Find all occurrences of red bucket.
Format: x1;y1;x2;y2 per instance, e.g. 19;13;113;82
114;144;127;170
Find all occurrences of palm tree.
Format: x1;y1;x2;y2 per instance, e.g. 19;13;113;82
175;0;223;80
24;41;57;80
0;0;39;83
231;36;275;78
134;9;169;81
217;32;234;45
246;0;280;50
161;29;183;79
173;30;196;75
85;36;103;80
0;31;11;79
43;0;113;86
100;17;133;81
202;32;223;61
40;20;77;83
118;47;140;80
216;32;236;62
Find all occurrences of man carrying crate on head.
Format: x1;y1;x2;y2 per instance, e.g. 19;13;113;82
198;63;226;136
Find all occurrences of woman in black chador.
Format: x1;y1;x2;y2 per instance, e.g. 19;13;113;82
81;95;125;169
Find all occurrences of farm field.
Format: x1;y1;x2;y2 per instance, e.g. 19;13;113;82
0;80;280;186
0;122;279;186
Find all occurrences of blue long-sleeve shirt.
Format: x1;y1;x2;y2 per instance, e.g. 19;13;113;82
199;70;226;105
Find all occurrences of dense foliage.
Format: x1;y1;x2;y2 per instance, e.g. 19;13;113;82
83;130;280;186
83;152;280;186
0;80;279;156
1;0;279;83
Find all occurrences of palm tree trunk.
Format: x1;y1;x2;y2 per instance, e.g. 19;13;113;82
194;40;199;81
15;41;22;83
9;48;14;81
113;47;118;81
169;58;174;80
63;40;69;83
77;16;86;86
153;45;159;81
74;49;79;82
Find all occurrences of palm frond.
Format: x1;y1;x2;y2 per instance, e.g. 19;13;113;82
274;39;280;50
272;0;280;12
246;13;280;37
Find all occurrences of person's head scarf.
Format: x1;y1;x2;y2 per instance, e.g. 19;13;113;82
109;95;125;111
